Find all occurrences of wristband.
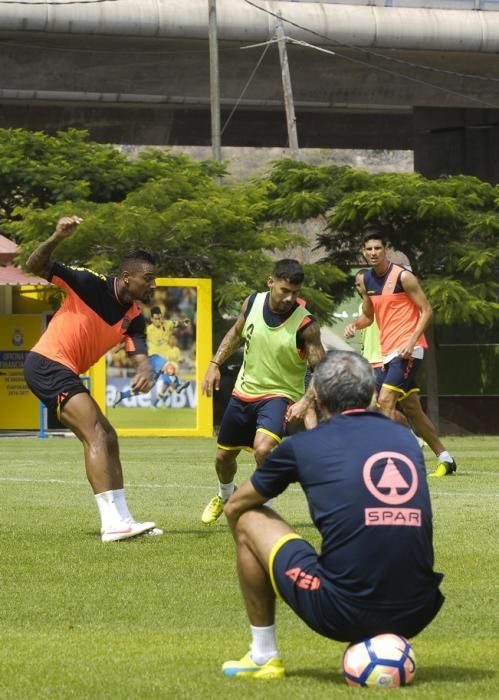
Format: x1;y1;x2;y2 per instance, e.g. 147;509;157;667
209;360;220;367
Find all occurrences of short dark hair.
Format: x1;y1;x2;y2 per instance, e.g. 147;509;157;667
272;259;304;285
119;249;156;273
362;231;389;247
150;306;162;316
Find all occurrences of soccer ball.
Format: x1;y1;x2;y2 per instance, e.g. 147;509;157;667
342;634;416;688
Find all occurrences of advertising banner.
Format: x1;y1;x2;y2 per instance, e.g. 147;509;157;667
107;278;213;437
0;314;42;429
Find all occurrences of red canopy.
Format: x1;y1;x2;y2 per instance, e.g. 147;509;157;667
0;234;18;265
0;234;49;285
0;265;49;286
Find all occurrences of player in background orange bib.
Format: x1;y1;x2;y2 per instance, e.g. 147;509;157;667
344;231;456;478
24;216;163;541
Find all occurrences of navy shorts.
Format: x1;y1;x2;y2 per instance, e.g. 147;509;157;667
377;357;421;399
217;395;290;450
373;365;385;389
270;535;444;643
24;351;89;413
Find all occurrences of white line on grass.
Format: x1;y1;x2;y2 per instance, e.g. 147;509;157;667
0;476;216;490
0;476;498;498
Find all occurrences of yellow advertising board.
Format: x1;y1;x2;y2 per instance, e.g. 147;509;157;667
104;277;213;437
0;314;43;429
1;277;213;437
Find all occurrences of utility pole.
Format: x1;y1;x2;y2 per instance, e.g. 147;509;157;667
275;12;300;159
208;0;222;161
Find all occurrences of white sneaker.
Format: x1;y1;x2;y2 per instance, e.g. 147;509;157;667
101;520;157;543
145;527;164;536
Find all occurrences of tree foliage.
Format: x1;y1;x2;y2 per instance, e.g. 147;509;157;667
2;130;338;340
264;161;499;327
0;128;228;220
4;131;498;335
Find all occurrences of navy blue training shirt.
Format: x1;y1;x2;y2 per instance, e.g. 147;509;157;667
251;410;443;609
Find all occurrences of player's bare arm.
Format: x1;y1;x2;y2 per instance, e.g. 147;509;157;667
303;321;326;371
344;285;374;338
224;479;267;528
398;271;433;358
25;216;83;279
201;297;249;397
285;321;325;423
130;353;154;393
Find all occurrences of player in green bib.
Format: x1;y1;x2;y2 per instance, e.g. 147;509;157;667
355;269;383;368
201;259;325;525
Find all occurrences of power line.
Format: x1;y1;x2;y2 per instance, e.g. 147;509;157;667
363;47;499;85
221;40;271;135
1;1;498;85
243;0;499;109
0;0;120;5
286;35;499;108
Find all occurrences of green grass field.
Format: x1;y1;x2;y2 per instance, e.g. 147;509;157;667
108;406;197;429
0;435;498;699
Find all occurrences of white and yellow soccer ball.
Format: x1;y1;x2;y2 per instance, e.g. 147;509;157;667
342;633;416;688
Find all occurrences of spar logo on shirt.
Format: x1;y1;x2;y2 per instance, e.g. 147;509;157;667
363;451;422;527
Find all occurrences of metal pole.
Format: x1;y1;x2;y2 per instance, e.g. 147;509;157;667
208;0;222;161
275;12;300;159
38;401;48;438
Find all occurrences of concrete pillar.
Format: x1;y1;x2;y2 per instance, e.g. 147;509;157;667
413;107;499;184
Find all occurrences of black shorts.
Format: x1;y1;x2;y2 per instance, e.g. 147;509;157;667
24;352;89;414
270;535;444;643
217;395;290;450
376;357;421;400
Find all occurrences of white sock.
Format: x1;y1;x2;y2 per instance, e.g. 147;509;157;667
437;451;453;464
113;488;134;522
218;481;235;502
250;624;279;665
95;490;125;531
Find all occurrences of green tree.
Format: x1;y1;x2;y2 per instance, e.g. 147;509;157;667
0;128;225;220
3;130;338;344
264;162;498;326
262;159;362;307
322;173;499;327
264;162;499;425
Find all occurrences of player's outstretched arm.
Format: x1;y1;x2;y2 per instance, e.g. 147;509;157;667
344;284;375;338
224;480;267;530
25;216;82;279
130;354;154;394
201;297;249;397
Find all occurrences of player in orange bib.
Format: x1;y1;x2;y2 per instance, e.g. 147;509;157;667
344;231;457;478
24;216;163;541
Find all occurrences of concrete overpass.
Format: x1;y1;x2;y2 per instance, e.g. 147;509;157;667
0;0;499;180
